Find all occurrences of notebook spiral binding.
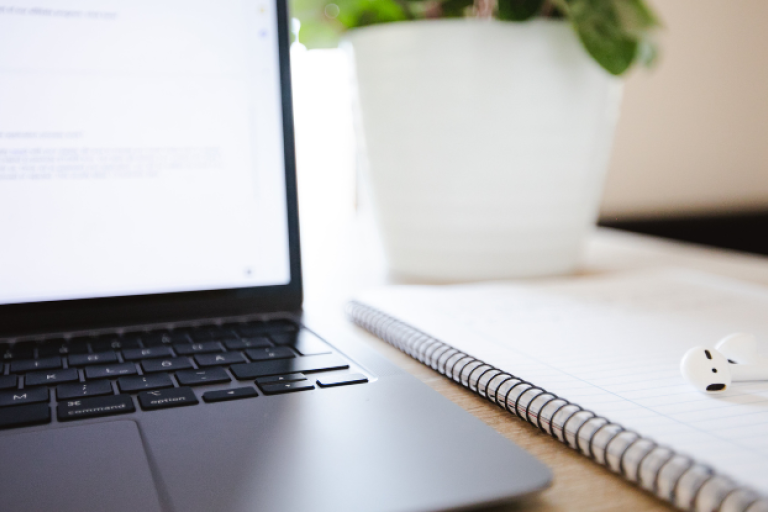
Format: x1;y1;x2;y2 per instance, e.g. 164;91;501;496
346;300;768;512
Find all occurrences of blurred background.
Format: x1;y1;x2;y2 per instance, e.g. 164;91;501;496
290;0;768;258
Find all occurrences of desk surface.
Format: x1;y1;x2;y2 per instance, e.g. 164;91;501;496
299;201;768;512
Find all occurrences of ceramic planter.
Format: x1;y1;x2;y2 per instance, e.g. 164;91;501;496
345;19;622;281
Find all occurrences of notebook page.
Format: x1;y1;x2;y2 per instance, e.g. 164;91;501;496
357;269;768;494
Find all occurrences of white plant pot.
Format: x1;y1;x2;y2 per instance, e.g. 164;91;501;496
344;19;622;282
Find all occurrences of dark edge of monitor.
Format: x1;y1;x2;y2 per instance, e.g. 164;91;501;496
0;1;303;338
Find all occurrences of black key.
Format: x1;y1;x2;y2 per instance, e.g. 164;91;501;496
176;368;231;386
222;338;246;350
25;368;79;387
231;354;349;380
268;332;297;345
173;342;223;355
56;380;113;400
84;363;137;380
316;373;369;388
64;340;91;355
255;373;306;386
92;337;141;352
188;328;235;342
118;374;174;393
11;341;36;359
260;381;315;395
284;331;333;356
194;352;245;367
203;387;258;403
0;387;49;407
141;357;193;373
236;320;297;337
0;403;51;429
57;394;135;421
122;346;173;360
68;351;118;367
143;332;190;346
226;337;272;350
68;336;95;345
246;347;295;362
138;387;198;410
9;357;62;373
1;344;13;360
0;375;17;390
37;338;68;357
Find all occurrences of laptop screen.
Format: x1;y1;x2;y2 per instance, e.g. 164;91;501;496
0;0;292;306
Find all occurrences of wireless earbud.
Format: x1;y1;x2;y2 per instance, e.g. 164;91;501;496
680;345;768;393
715;333;768;365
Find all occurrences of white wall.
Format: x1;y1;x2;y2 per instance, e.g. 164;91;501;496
601;0;768;219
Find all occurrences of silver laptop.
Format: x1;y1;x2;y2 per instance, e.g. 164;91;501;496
0;1;551;511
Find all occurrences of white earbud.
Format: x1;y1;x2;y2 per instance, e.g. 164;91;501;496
680;345;768;393
715;333;768;365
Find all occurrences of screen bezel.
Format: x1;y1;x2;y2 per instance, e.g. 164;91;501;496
0;0;303;337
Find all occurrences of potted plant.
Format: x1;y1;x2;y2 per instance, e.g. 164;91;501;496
292;0;660;281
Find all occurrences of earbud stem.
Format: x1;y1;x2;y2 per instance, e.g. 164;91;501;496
730;364;768;382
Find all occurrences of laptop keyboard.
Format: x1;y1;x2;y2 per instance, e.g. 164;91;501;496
0;319;367;430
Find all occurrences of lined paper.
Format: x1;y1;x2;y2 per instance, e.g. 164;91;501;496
358;269;768;494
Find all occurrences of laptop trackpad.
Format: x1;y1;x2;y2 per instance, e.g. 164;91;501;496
0;420;163;512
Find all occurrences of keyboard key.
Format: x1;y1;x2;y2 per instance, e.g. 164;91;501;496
255;373;306;386
0;375;17;390
64;340;91;355
143;332;190;346
37;339;69;357
316;373;369;388
260;381;315;395
188;328;235;342
122;347;173;360
194;352;245;367
268;332;298;345
286;332;333;356
0;403;51;429
68;336;95;346
25;368;79;387
222;338;245;350
138;387;198;410
84;363;137;380
231;354;349;380
118;374;174;393
68;351;118;367
57;394;135;421
203;387;258;403
176;368;231;386
235;320;297;338
11;341;36;359
0;387;49;407
56;380;114;400
173;342;223;355
141;357;193;373
9;357;62;373
92;337;141;352
246;347;295;362
225;337;272;350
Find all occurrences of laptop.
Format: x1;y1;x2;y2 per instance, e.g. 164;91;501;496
0;1;551;511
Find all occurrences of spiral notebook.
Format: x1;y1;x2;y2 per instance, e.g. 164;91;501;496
347;269;768;512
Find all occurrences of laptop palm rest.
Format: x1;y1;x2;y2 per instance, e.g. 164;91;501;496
0;420;162;512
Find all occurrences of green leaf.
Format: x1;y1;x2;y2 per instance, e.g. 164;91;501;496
334;0;412;28
554;0;659;75
439;0;474;18
497;0;545;21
